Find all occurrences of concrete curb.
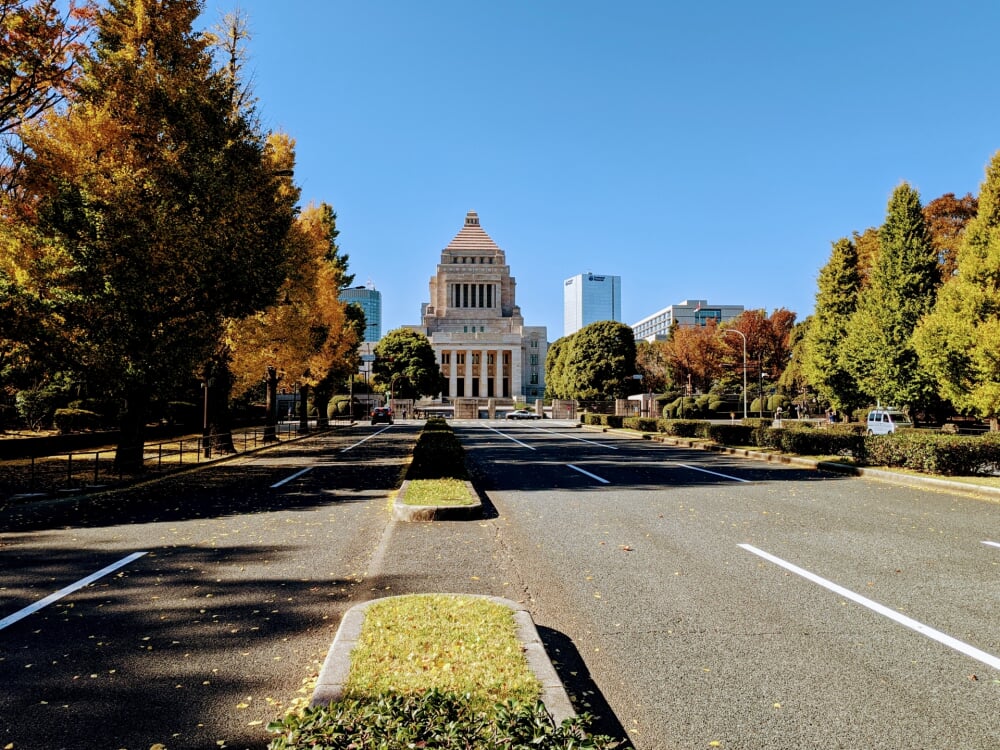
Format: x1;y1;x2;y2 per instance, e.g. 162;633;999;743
392;479;483;521
582;424;1000;500
311;595;576;724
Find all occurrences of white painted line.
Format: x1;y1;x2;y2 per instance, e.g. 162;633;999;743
567;464;610;484
529;426;618;450
677;463;751;483
271;466;313;488
340;425;393;452
484;424;536;450
739;543;1000;673
983;541;1000;550
0;552;148;631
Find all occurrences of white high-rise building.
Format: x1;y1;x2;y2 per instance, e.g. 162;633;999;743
563;273;621;336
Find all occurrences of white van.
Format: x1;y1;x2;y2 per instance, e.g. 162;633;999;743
866;408;912;435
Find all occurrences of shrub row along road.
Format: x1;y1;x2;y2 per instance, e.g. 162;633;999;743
2;421;999;749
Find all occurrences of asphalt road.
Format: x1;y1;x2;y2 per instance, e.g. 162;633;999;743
455;422;1000;750
2;420;999;749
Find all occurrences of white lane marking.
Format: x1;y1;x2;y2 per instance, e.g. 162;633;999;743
983;541;1000;550
0;552;149;631
483;424;536;450
567;464;610;484
340;425;393;452
739;543;1000;673
528;426;618;450
677;463;751;483
271;467;313;488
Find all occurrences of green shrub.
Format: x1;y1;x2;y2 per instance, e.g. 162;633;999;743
266;689;619;750
863;432;1000;475
328;395;353;418
657;419;706;438
604;415;623;429
705;423;754;446
775;426;864;457
53;408;102;434
15;387;58;431
407;420;467;480
622;417;658;432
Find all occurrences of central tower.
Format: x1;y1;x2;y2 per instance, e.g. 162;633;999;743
410;211;546;404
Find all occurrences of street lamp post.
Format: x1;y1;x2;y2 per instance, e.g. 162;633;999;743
201;377;212;458
723;329;748;419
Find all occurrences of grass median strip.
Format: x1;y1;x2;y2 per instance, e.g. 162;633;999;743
401;478;475;506
345;594;539;709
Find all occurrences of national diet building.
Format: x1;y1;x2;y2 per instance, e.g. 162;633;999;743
408;211;547;407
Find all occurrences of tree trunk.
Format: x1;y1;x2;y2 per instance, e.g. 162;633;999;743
297;384;309;433
207;364;236;454
115;385;150;473
313;386;331;429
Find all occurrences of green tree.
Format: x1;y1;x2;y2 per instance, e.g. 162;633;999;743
555;321;636;400
373;328;441;399
543;336;570;399
914;152;1000;430
841;183;941;416
800;237;863;411
2;0;296;469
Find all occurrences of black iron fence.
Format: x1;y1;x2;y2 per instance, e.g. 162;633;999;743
1;421;320;501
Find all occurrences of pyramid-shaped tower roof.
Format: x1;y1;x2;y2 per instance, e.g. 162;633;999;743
443;211;504;257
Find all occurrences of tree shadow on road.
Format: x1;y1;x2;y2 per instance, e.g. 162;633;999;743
537;625;635;748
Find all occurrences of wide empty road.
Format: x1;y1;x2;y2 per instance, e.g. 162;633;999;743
455;421;1000;750
2;419;998;749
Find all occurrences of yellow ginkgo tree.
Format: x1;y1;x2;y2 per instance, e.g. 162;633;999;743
227;199;361;438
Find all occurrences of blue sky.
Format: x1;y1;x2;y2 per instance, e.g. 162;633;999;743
199;0;1000;339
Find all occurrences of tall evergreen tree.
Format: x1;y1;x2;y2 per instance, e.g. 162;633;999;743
913;152;1000;429
560;321;637;400
800;237;862;411
3;0;296;469
841;183;940;415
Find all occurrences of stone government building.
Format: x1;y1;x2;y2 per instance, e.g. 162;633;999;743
407;211;547;414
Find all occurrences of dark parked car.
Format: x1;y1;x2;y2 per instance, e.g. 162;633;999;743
370;407;393;425
505;409;540;420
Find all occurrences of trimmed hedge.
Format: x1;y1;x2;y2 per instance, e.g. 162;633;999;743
53;408;102;434
406;418;468;480
606;415;1000;475
580;414;623;428
863;431;1000;476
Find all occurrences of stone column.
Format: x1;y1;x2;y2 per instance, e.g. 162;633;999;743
465;349;473;400
510;347;522;402
448;350;457;398
479;350;487;404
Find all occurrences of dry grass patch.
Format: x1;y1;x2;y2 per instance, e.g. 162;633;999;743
344;594;539;710
402;478;475;506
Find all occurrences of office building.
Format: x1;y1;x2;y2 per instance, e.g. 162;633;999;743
338;284;382;343
631;299;744;341
563;272;621;336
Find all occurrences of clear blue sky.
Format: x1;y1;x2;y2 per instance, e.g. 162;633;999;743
200;0;1000;339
